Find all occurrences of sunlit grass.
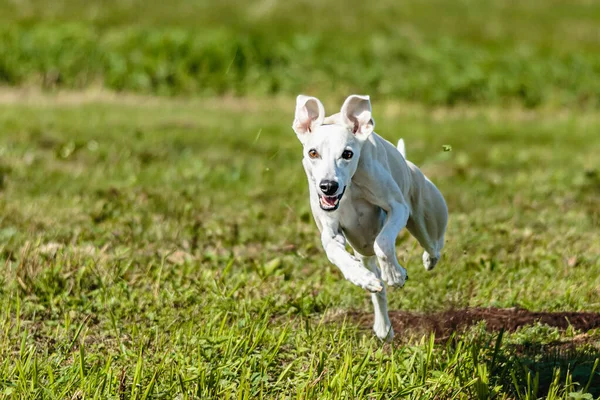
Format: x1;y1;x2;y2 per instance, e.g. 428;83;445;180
0;93;598;397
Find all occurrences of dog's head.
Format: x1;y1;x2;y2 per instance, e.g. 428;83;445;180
292;94;375;212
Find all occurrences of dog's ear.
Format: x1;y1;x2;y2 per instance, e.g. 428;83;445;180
340;94;374;139
292;95;325;139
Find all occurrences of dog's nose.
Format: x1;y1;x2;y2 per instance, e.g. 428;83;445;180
319;180;339;196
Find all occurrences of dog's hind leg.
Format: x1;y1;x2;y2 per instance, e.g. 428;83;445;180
356;253;394;341
406;191;447;271
422;251;438;271
407;219;444;271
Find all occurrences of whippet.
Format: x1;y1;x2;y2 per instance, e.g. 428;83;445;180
292;94;448;340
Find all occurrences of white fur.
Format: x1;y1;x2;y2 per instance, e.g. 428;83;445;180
292;95;448;341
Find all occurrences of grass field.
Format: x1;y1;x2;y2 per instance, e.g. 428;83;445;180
0;91;599;398
1;0;600;398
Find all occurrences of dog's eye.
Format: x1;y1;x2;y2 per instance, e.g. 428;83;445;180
308;149;319;159
341;150;354;160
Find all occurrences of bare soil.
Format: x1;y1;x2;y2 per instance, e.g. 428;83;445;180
347;307;600;341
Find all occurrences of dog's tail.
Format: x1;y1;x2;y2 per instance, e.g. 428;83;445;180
397;139;406;158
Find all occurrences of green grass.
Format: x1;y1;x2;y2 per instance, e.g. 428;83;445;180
0;0;600;106
0;92;599;398
1;0;600;396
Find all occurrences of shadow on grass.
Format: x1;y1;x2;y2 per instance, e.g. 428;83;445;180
512;341;600;397
346;307;600;397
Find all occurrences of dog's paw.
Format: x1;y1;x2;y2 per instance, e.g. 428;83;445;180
381;264;408;288
346;269;383;293
374;323;394;342
423;251;439;271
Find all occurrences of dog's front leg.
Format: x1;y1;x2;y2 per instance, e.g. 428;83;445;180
374;201;410;288
356;253;393;341
321;227;383;293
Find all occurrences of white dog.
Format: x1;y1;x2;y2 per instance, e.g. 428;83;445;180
292;94;448;340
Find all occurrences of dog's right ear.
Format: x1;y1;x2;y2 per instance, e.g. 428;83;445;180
292;95;325;140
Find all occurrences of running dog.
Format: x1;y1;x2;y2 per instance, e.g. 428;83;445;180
292;94;448;340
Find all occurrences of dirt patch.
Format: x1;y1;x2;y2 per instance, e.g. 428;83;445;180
346;307;600;340
2;87;600;124
0;87;292;112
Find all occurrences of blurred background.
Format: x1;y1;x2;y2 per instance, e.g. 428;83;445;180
1;0;600;106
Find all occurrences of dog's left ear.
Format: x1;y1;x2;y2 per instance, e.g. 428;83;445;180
341;94;374;140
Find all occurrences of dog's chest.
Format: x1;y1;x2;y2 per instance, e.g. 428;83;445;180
338;190;384;256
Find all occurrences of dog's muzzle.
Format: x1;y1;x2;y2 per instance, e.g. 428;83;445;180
318;186;346;211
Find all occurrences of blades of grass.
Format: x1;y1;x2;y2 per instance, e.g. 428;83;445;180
449;378;479;400
474;362;489;400
222;257;235;277
31;354;38;392
218;311;230;337
46;364;55;396
405;348;419;381
15;358;25;393
131;347;144;400
245;317;269;356
354;348;372;394
266;325;289;367
79;342;86;381
226;281;243;298
108;308;125;356
583;358;599;393
19;328;27;359
68;315;90;353
230;334;250;360
510;369;523;400
94;357;112;400
421;333;435;385
525;370;532;400
564;366;574;394
546;367;562;400
178;372;188;400
489;328;504;374
15;292;21;333
57;375;79;400
141;368;159;400
153;256;165;298
275;360;296;387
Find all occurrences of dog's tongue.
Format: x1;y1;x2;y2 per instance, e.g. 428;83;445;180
323;196;337;206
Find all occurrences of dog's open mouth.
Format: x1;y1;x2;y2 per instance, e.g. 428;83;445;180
318;187;346;211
